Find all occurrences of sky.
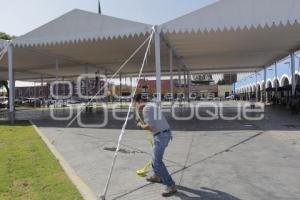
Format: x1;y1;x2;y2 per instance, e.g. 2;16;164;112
0;0;218;36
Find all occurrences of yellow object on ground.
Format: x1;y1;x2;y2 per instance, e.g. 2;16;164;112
136;160;152;177
136;130;154;177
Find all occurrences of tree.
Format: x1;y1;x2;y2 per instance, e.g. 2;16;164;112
0;32;15;40
217;79;226;85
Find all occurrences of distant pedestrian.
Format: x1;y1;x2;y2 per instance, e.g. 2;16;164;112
250;94;256;109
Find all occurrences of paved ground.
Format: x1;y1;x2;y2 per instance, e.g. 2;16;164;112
3;101;300;199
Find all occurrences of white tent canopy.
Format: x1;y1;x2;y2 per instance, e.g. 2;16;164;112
1;0;300;80
161;0;300;72
0;9;163;81
13;9;152;47
0;39;8;48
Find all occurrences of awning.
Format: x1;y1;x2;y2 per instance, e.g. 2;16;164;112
0;39;8;49
161;0;300;72
2;1;300;81
13;9;153;47
0;9;164;81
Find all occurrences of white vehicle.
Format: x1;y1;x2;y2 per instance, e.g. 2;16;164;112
226;95;234;100
206;93;215;101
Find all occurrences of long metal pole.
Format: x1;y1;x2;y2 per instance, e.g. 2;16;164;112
275;62;278;104
105;69;109;104
187;71;191;102
264;66;267;103
155;26;162;105
8;44;15;122
291;52;296;97
55;60;59;107
178;69;182;88
183;70;187;100
255;72;258;102
41;74;44;106
169;49;174;104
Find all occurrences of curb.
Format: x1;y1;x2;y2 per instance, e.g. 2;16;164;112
30;120;97;200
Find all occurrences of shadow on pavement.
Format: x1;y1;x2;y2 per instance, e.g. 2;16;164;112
176;186;240;200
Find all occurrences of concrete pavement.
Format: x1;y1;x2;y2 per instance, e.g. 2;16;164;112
7;102;300;199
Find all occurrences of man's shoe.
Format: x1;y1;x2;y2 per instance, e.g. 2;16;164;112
146;175;162;183
162;185;177;197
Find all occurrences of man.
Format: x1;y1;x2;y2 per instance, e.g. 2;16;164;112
134;93;177;197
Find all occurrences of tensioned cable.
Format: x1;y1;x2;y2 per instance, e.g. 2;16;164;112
49;30;153;145
99;29;154;200
65;33;153;129
0;45;8;62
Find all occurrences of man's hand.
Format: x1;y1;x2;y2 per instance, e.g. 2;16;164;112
137;122;150;130
137;122;143;128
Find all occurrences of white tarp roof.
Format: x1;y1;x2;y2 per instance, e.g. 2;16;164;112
2;1;300;81
13;9;153;47
161;0;300;72
0;39;7;48
0;9;162;81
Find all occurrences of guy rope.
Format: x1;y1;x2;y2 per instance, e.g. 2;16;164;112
99;28;154;200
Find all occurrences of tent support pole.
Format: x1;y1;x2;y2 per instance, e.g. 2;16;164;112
169;48;174;105
183;70;187;100
255;72;258;102
130;76;133;93
55;59;59;107
41;74;44;106
178;68;181;89
119;73;122;109
275;62;278;104
84;66;88;99
155;26;162;106
291;52;296;97
105;69;108;104
8;44;15;123
187;71;191;102
263;66;267;103
62;76;65;107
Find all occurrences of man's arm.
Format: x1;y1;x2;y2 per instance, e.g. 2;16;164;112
137;122;150;130
137;105;153;131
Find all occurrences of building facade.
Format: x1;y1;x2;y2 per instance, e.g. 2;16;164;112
234;53;300;105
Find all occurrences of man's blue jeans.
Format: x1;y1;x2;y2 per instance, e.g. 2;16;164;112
152;130;175;187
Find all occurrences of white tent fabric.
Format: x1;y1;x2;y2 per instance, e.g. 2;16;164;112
161;0;300;72
13;9;153;47
0;39;8;49
162;0;300;33
0;9;161;81
2;1;300;81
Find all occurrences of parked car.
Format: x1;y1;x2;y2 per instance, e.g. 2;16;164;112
213;97;221;101
226;95;234;100
14;99;23;105
67;98;81;104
